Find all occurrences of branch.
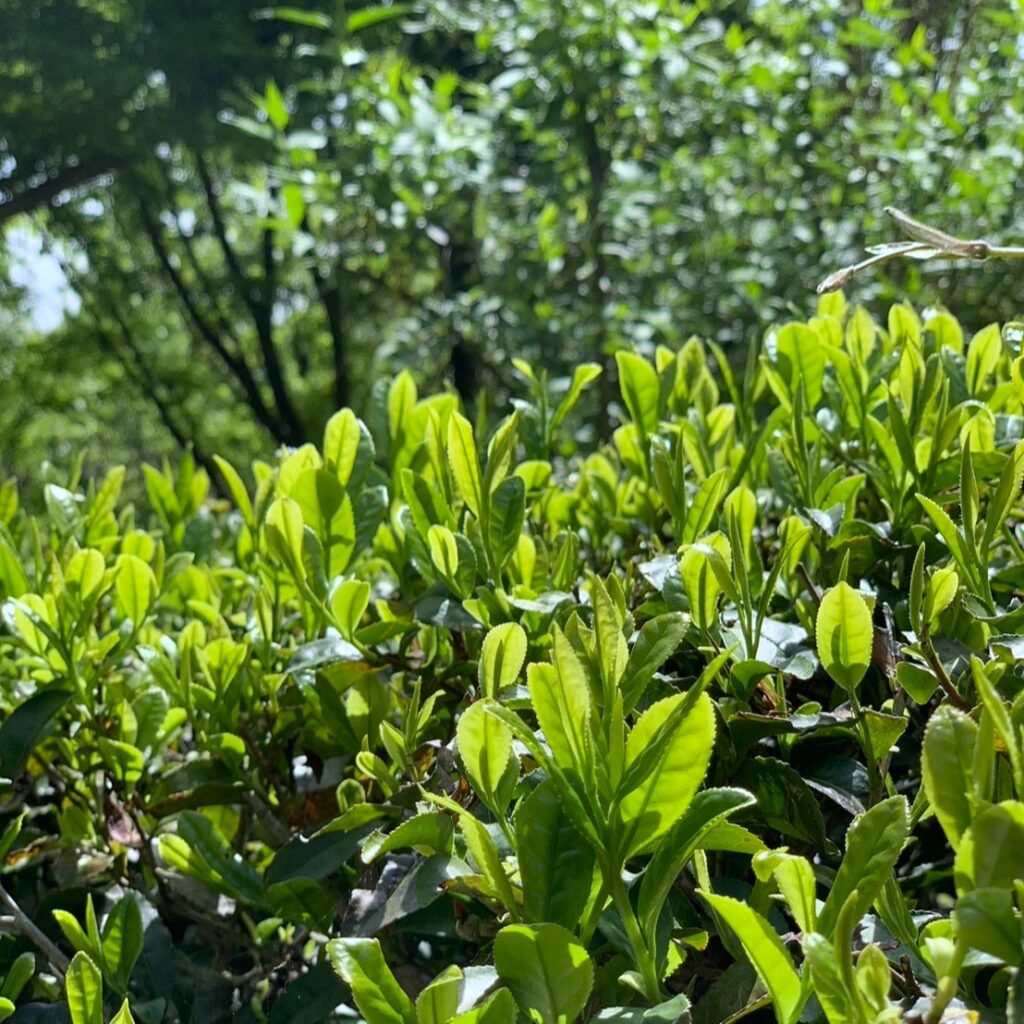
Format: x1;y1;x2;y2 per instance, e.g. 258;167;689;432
256;185;305;442
817;206;1024;294
135;196;290;442
195;153;304;442
45;235;223;484
194;150;254;304
103;309;222;485
0;883;71;975
309;260;349;410
154;158;244;348
0;160;123;227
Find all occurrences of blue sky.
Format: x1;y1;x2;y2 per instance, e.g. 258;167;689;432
6;226;79;332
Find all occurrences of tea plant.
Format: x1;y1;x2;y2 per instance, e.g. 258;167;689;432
1;294;1022;1023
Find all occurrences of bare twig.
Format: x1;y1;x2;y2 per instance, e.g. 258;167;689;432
817;206;1024;293
0;883;71;975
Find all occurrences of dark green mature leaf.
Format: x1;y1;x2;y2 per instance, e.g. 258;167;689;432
488;475;526;570
514;780;594;929
267;962;347;1024
734;757;830;850
0;689;73;778
267;826;368;884
619;612;687;712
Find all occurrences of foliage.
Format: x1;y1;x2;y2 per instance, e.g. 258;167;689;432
1;296;1023;1022
3;0;1024;481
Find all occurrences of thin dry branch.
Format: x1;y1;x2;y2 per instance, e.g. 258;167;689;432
817;206;1024;294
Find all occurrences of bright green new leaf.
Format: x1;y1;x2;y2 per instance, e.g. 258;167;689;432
619;611;688;713
100;895;143;993
551;364;602;433
753;849;818;935
776;322;826;406
494;923;594;1024
265;497;307;579
816;581;873;691
330;578;371;640
415;965;462;1024
527;630;593;778
457;700;518;818
110;1001;136;1024
619;691;716;856
817;796;909;936
801;933;853;1024
64;548;106;603
360;812;455;864
327;938;416;1024
427;524;460;581
954;801;1024;893
639;788;755;949
966;322;1001;394
323;408;366;486
450;989;517;1024
479;622;528;699
700;892;802;1024
616;351;661;439
448;412;485;519
954;888;1023;965
923;705;977;850
114;554;157;627
65;952;103;1024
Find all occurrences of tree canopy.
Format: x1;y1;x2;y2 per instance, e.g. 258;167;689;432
2;0;1023;487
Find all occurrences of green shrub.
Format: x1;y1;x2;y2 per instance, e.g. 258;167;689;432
1;293;1022;1023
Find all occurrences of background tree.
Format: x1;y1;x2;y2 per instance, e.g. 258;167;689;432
2;0;1023;491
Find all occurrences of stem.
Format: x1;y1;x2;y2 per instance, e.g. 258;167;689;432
0;883;71;975
578;880;608;947
610;875;661;1004
920;635;971;712
987;245;1024;259
848;689;882;807
875;685;907;793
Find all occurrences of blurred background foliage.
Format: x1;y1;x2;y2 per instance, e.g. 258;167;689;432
1;0;1023;494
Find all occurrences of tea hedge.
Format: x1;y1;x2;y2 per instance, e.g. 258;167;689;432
1;293;1023;1024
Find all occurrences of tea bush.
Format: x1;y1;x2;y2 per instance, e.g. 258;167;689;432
1;293;1022;1024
